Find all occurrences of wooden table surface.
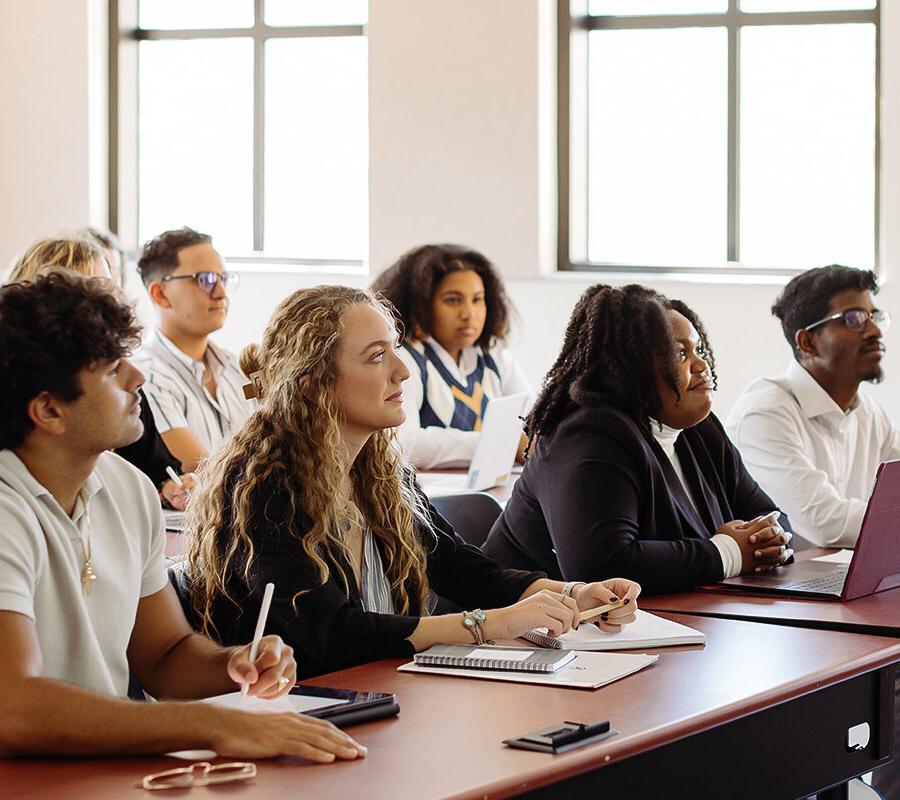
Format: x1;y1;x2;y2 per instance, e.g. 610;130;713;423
3;613;899;800
642;549;900;637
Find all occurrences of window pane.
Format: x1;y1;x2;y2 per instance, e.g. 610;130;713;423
587;29;727;265
741;1;874;11
265;38;367;260
138;39;254;252
740;24;875;268
265;0;367;26
138;0;253;29
590;1;726;15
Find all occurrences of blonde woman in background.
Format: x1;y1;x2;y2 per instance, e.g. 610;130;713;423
186;285;640;678
4;235;192;509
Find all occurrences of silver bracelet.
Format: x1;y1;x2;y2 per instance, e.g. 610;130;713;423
561;581;585;599
462;609;492;645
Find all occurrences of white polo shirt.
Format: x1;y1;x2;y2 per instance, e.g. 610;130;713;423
0;450;168;697
726;360;900;548
136;329;255;459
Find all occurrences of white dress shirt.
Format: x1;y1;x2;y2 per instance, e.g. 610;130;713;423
726;360;900;548
651;421;742;579
136;329;256;460
397;337;532;469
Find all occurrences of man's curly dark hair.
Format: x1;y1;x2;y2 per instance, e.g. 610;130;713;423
137;227;212;287
0;271;142;449
371;243;512;349
525;284;718;448
771;265;879;359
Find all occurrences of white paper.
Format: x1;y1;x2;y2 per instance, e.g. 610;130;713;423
530;610;705;651
811;549;854;565
399;650;658;689
469;647;532;661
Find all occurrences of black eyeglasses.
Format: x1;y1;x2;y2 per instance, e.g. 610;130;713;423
159;271;240;295
803;308;891;334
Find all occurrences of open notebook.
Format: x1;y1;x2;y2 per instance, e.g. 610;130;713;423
521;610;705;651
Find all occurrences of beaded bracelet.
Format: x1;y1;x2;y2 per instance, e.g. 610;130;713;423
462;609;493;645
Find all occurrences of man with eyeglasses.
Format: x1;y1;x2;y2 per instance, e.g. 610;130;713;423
136;228;255;472
726;265;900;550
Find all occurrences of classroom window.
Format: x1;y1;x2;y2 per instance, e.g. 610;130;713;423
111;1;368;269
559;2;879;275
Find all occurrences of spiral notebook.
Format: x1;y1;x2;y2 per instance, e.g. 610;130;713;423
413;644;575;673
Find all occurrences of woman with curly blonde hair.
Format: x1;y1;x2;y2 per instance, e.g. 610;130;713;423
186;285;640;678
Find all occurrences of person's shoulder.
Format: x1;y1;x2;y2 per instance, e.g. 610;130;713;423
94;451;159;505
549;405;647;451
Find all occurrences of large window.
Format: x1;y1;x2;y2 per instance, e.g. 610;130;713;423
111;1;367;269
559;1;879;275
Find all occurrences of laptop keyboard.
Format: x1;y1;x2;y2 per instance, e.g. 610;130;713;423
779;570;847;594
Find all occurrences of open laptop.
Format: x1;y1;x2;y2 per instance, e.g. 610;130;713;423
417;391;530;496
717;459;900;601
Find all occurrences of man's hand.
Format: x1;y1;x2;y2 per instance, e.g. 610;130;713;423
226;635;296;698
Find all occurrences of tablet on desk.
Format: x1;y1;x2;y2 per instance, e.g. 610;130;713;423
289;685;400;727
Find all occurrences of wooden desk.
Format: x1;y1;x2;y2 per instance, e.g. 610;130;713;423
2;615;897;800
641;550;900;638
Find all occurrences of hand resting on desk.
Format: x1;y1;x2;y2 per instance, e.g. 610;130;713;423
717;515;793;574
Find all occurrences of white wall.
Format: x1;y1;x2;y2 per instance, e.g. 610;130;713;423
1;0;897;420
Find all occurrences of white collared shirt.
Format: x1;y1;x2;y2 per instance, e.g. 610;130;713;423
651;420;742;579
726;360;900;547
136;329;256;459
397;337;532;469
0;450;167;697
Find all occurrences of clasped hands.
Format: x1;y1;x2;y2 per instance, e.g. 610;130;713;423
717;513;793;574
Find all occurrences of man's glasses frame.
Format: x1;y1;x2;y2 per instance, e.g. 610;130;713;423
159;271;240;295
142;761;256;791
803;308;891;334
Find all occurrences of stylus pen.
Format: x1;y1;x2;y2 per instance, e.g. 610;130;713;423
578;599;627;623
242;582;275;696
164;466;191;498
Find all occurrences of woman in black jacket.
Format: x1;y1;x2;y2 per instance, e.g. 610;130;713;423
186;285;639;678
483;284;793;595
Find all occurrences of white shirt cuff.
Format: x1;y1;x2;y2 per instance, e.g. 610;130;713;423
711;533;743;579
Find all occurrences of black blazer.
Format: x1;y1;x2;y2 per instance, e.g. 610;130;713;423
482;406;787;595
204;483;543;678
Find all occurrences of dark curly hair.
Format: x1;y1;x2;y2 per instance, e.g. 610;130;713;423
771;265;879;359
0;271;142;449
371;244;511;349
137;227;212;287
525;284;718;447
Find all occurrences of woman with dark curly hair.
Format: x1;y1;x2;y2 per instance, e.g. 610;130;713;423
371;244;531;469
482;284;794;595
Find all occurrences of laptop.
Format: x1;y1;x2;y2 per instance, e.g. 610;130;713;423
417;391;530;495
717;459;900;601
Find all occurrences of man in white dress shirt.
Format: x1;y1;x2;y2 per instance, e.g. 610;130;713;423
136;228;255;472
726;265;900;548
0;272;365;760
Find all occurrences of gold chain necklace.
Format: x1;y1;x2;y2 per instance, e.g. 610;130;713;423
76;489;97;596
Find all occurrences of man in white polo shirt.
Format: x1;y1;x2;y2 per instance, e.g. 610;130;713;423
0;273;365;761
136;228;255;472
726;265;900;549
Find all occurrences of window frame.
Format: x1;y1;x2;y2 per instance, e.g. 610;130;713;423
557;0;881;277
109;0;367;270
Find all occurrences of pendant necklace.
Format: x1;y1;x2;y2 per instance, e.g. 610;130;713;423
76;489;96;596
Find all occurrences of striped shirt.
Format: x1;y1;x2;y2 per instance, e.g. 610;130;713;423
360;530;397;614
136;329;256;459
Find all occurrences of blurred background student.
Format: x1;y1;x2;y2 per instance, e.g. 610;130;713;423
372;244;531;469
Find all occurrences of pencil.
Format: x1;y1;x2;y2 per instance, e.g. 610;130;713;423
578;599;627;623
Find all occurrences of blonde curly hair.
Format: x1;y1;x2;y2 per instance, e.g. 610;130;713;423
187;285;432;638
